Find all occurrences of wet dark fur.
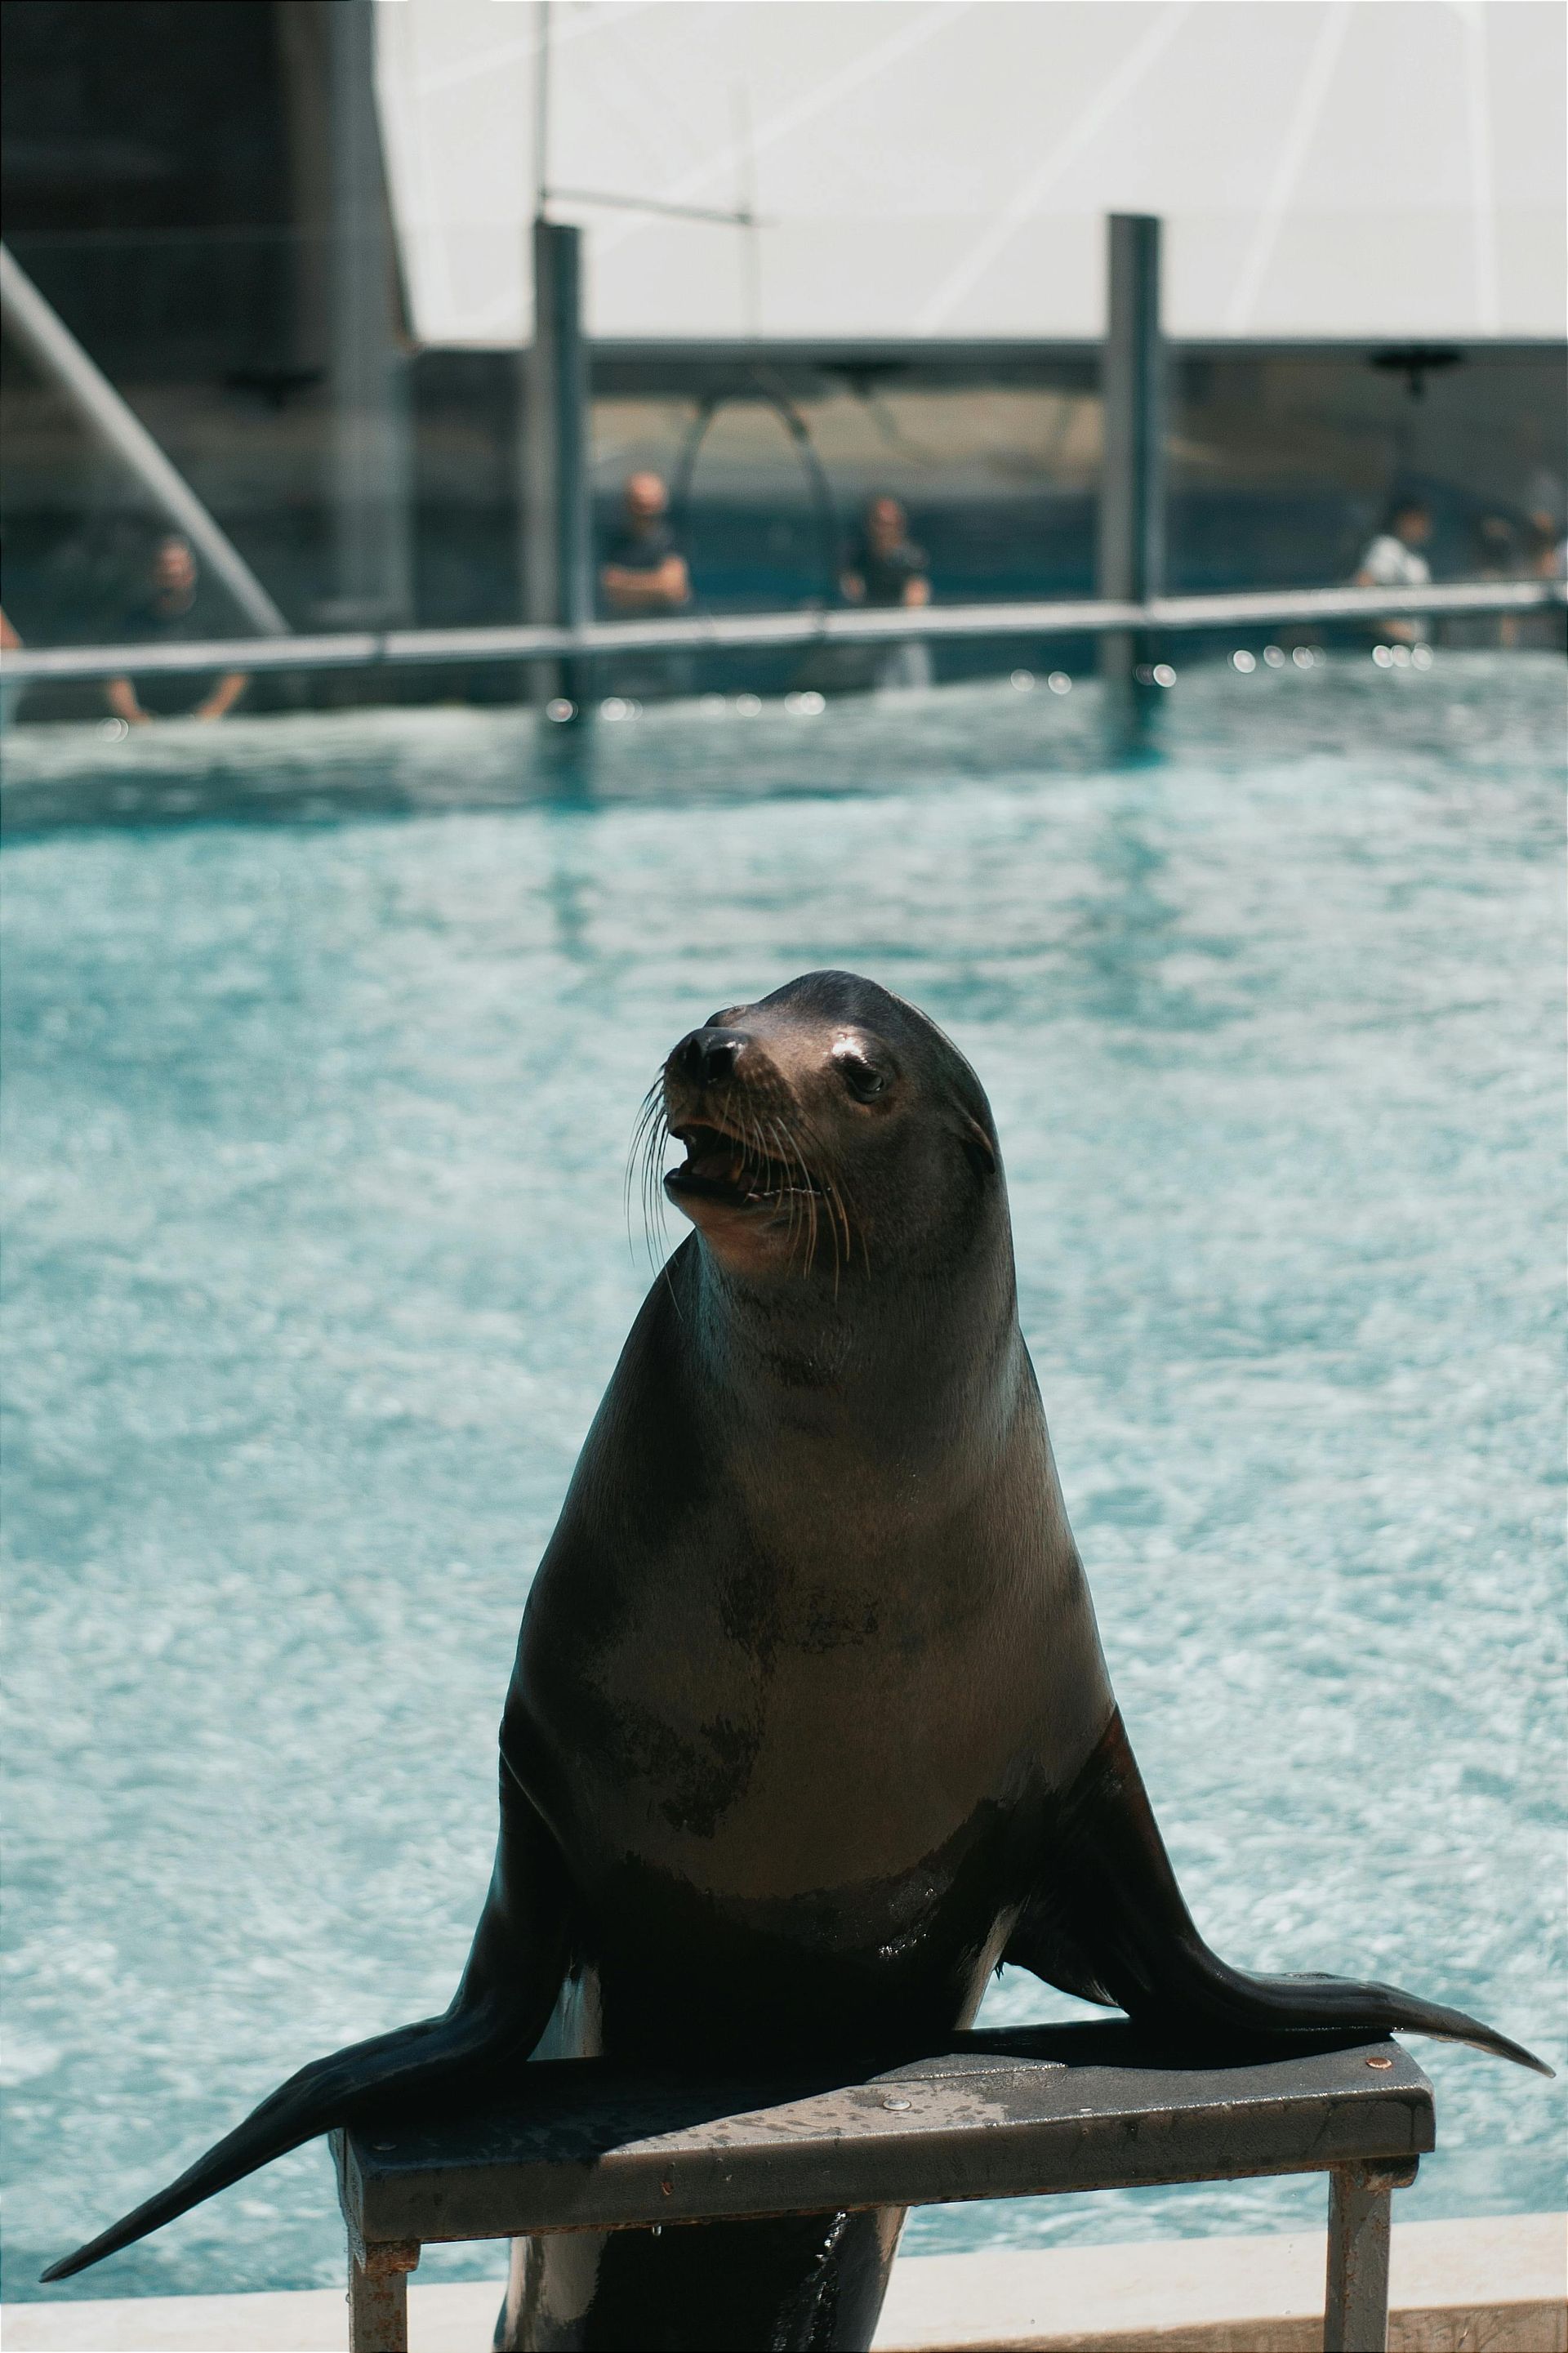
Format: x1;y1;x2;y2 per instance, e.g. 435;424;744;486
46;973;1548;2348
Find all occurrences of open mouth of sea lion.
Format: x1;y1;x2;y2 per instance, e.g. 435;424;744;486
665;1121;823;1210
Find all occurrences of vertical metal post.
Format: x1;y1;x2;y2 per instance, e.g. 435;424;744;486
1097;212;1165;688
327;0;412;626
521;218;591;702
1325;2159;1414;2353
347;2238;419;2353
534;0;553;222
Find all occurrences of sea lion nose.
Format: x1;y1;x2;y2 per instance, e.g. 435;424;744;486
675;1028;746;1088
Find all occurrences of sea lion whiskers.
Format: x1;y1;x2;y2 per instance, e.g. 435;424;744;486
719;1090;818;1272
733;1086;837;1279
736;1100;805;1266
624;1080;662;1214
760;1110;821;1277
789;1112;850;1284
778;1097;861;1281
626;1080;672;1270
758;1099;854;1283
626;1090;657;1260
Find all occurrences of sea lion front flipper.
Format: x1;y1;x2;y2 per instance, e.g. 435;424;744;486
1012;1713;1553;2078
42;1768;575;2283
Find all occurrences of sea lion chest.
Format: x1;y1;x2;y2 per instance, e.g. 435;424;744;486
507;1326;1107;1930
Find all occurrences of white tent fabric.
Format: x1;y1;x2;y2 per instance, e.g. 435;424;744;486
374;0;1566;347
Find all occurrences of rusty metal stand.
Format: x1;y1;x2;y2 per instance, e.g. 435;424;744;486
1325;2157;1419;2353
332;2027;1431;2353
347;2234;419;2353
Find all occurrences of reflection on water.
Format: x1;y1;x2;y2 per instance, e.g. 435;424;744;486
0;649;1556;834
2;655;1563;2299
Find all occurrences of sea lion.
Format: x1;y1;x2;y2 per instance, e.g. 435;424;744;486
46;971;1548;2350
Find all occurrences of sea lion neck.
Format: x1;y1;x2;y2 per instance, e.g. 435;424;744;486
675;1210;1020;1437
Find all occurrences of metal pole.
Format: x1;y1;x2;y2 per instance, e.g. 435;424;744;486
535;0;553;221
521;220;591;701
0;242;289;636
346;2239;419;2353
326;0;412;626
1325;2159;1413;2353
733;83;761;340
1097;213;1165;688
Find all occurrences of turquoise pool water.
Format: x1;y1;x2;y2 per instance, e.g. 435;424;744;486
2;655;1564;2301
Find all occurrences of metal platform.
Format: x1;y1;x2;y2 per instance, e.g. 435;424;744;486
332;2021;1432;2351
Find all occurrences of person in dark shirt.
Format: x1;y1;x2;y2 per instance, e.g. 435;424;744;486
841;496;932;688
1455;512;1521;648
599;475;690;614
105;534;248;723
841;496;930;611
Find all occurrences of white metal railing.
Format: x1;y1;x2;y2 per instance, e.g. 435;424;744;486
0;580;1559;687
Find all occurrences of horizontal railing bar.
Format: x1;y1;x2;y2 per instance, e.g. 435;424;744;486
546;188;772;227
2;582;1560;684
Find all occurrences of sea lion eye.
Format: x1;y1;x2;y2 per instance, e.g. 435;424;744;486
833;1043;889;1102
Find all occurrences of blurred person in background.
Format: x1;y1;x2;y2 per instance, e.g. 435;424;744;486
1540;522;1568;652
1353;497;1432;644
1524;510;1565;580
1522;458;1564;572
0;592;23;729
841;494;930;613
1448;512;1521;648
841;495;932;689
105;533;247;724
1471;512;1518;576
599;474;690;615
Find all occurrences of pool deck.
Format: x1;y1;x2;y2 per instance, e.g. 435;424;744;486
6;2213;1562;2351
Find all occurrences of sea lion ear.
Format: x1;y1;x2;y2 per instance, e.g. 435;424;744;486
961;1116;997;1178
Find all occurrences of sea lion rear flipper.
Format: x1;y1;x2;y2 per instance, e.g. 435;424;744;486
1013;1713;1553;2078
42;1767;575;2282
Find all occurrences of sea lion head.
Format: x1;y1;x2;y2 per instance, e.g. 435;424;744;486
654;970;1000;1281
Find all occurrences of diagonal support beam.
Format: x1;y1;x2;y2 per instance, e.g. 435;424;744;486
0;243;289;638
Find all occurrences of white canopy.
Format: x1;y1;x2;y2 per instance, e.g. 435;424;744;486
374;0;1566;347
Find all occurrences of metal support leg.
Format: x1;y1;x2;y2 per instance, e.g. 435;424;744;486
348;2237;420;2353
326;0;413;626
1097;212;1165;694
521;219;591;709
1325;2159;1417;2353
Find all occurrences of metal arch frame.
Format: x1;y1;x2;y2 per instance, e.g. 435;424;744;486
670;370;844;613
